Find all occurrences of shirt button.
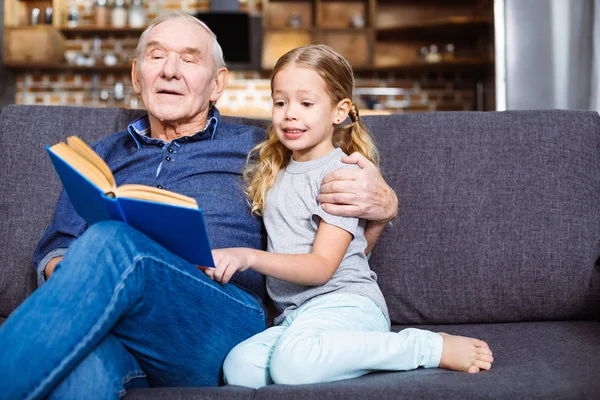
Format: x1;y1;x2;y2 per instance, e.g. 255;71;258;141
157;185;163;189
168;148;174;153
166;156;171;161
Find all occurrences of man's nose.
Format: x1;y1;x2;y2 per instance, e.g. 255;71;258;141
160;54;182;79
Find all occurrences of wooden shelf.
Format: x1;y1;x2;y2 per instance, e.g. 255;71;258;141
263;27;315;33
59;25;146;36
377;0;481;3
317;27;372;33
265;27;371;33
4;62;132;72
367;57;492;72
259;57;492;73
377;16;493;40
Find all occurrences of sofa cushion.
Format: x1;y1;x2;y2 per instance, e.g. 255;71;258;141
125;321;599;400
125;321;600;400
125;386;254;399
364;110;600;324
0;105;268;317
248;321;600;400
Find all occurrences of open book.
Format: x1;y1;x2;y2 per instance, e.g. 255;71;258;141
47;136;215;267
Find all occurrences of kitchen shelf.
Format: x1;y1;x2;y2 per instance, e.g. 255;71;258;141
263;27;315;33
377;16;493;41
4;62;132;72
58;25;146;36
264;27;371;34
377;0;483;3
367;57;492;72
317;27;372;33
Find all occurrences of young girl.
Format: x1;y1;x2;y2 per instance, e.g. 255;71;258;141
202;44;494;388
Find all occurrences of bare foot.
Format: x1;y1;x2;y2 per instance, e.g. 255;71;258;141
437;332;493;373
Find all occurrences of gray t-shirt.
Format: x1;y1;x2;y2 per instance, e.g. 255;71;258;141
264;147;390;326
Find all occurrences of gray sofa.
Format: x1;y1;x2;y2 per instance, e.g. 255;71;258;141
1;104;600;399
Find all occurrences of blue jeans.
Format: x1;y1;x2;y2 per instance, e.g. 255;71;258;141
0;221;267;400
223;293;442;388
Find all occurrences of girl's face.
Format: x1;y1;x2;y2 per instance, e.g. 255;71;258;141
271;66;344;162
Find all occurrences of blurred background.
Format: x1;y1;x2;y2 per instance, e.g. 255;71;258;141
0;0;598;118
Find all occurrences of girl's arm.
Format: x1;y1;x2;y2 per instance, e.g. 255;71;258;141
317;152;398;254
205;221;352;286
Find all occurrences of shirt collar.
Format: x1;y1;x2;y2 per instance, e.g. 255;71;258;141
127;107;221;148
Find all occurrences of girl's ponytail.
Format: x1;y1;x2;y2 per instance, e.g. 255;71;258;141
333;103;379;168
348;102;360;123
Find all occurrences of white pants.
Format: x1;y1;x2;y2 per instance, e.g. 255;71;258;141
223;293;443;388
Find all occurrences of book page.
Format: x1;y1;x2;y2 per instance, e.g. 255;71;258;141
50;143;113;193
66;136;116;189
116;184;198;209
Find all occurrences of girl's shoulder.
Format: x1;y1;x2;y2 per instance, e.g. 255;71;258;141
322;148;359;173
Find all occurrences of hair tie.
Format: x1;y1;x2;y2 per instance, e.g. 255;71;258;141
349;103;360;123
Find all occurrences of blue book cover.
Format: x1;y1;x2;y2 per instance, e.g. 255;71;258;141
46;142;215;268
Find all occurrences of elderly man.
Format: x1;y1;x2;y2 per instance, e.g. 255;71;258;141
0;11;397;399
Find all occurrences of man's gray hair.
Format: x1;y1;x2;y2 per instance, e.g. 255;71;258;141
134;11;226;73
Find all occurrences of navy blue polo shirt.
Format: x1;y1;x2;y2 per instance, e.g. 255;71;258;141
34;107;267;303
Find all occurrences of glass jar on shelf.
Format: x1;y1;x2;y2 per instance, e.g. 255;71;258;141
94;0;109;26
425;44;442;63
66;0;80;28
128;0;146;28
111;0;127;28
443;43;456;61
418;46;429;62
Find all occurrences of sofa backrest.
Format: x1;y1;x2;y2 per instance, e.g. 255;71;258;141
1;106;599;324
0;105;268;318
364;110;600;324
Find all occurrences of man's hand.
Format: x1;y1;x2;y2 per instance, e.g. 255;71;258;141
201;248;255;285
318;152;398;223
44;256;63;280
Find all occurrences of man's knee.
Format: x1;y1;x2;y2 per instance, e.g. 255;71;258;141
61;221;146;275
78;221;137;246
223;341;271;389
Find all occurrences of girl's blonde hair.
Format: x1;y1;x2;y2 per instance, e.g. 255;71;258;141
244;44;379;216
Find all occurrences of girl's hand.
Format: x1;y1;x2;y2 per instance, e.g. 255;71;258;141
202;248;255;284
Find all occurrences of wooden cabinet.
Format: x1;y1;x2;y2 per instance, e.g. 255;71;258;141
3;0;141;71
373;0;493;70
4;0;66;65
4;25;65;64
262;0;493;72
4;0;62;27
261;0;374;69
5;0;495;77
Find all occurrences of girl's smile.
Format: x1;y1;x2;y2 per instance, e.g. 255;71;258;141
282;127;307;140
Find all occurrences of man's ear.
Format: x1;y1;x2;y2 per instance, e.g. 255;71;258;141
334;98;352;124
131;59;141;95
210;67;229;103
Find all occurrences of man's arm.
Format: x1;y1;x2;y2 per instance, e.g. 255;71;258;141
317;152;398;254
44;256;64;279
34;189;88;285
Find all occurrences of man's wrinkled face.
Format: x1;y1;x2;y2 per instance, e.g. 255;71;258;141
132;18;221;125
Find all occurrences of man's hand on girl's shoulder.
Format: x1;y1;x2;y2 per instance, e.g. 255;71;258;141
318;152;398;223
